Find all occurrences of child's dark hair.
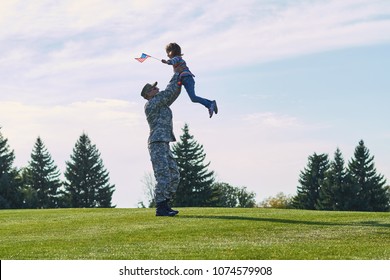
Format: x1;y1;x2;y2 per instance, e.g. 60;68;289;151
166;43;183;57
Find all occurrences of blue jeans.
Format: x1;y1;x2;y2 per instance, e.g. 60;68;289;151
182;76;212;109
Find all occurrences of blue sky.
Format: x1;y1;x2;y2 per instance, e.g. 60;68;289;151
1;0;390;207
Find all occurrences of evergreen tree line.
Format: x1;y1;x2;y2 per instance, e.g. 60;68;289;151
144;124;257;208
0;128;115;209
293;140;390;212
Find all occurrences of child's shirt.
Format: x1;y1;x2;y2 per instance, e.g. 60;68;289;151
166;56;195;78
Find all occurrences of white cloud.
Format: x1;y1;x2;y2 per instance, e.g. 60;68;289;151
2;0;390;73
242;112;304;129
1;0;389;99
0;99;142;158
189;0;390;69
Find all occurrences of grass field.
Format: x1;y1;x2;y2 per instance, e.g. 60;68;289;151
0;208;389;260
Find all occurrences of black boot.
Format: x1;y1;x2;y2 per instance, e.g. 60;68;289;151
166;200;179;215
156;201;176;217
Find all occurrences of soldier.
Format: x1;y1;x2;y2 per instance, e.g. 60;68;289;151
141;73;182;216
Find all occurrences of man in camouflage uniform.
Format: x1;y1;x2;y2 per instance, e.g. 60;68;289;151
141;73;182;216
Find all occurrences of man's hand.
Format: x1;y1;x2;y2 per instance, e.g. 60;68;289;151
161;59;168;64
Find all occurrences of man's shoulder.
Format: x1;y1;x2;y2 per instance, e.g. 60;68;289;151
144;92;167;111
144;100;155;113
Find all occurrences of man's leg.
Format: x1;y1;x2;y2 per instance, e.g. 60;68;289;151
167;148;180;198
166;147;180;214
149;142;176;216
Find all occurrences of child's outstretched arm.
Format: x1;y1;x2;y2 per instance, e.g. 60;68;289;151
161;57;182;66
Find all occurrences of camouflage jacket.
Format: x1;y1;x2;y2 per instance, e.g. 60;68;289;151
145;74;181;144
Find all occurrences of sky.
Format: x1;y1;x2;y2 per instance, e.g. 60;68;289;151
1;0;390;208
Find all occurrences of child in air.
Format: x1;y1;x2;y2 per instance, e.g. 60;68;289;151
162;43;218;118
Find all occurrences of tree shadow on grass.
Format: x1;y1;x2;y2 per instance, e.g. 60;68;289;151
176;215;390;228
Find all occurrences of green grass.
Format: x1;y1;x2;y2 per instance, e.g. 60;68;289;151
0;208;389;260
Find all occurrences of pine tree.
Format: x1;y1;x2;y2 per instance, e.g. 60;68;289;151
64;133;115;208
317;148;348;210
171;124;216;207
292;153;329;210
348;140;389;211
0;128;22;209
25;137;62;208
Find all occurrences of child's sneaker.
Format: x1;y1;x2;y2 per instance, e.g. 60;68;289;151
209;100;218;118
213;100;218;114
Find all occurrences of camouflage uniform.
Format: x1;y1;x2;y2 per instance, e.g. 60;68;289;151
144;74;181;204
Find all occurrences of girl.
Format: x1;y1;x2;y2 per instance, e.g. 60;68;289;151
162;43;218;118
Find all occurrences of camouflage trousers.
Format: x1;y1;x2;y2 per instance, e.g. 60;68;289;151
148;142;180;204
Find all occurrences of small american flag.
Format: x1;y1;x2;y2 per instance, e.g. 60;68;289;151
135;53;150;63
